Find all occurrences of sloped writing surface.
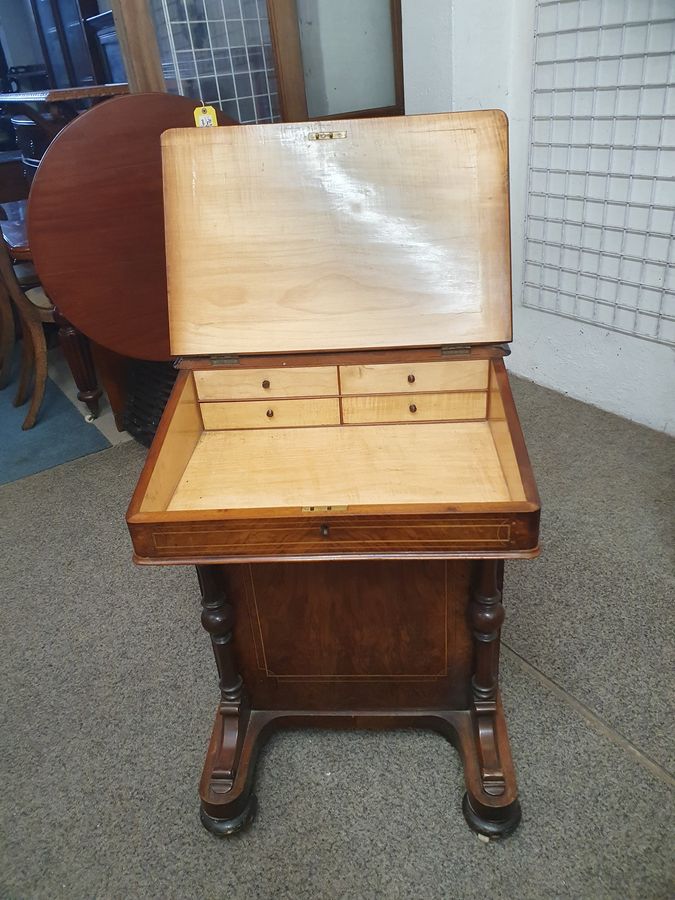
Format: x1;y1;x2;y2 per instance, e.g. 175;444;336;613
163;110;512;356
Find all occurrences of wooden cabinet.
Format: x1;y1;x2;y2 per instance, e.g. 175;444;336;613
127;110;540;840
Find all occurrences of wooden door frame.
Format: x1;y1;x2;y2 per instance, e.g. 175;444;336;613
268;0;404;122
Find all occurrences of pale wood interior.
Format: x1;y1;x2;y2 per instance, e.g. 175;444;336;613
162;110;512;356
339;359;488;394
168;422;511;510
487;365;526;501
341;392;486;424
200;397;341;430
194;366;339;399
139;361;529;514
139;374;203;512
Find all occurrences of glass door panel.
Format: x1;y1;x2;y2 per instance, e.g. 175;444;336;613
56;0;95;85
32;0;70;86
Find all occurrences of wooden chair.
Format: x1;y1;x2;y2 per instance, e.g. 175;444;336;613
0;272;14;388
0;237;101;429
0;251;40;390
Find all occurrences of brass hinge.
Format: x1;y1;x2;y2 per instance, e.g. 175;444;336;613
210;355;240;366
440;345;472;356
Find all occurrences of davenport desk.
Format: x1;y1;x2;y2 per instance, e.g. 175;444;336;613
126;110;540;839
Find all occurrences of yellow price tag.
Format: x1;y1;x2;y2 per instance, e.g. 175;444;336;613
194;105;218;128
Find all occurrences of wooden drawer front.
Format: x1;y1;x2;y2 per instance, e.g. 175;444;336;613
131;513;539;562
342;392;485;424
339;359;488;395
201;398;340;430
194;366;338;400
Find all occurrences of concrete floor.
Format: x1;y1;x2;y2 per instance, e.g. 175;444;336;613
1;376;673;899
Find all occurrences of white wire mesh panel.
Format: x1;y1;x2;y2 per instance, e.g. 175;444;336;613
151;0;280;124
523;0;675;345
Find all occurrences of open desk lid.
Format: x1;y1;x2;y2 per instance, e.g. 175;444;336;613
162;109;512;357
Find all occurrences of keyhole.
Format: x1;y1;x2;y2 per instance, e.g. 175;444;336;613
320;524;330;538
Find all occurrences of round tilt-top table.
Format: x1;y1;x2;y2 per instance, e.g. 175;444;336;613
28;91;232;362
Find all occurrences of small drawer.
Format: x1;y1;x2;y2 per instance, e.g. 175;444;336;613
201;398;340;430
194;366;338;400
339;360;488;395
134;513;536;561
342;392;486;424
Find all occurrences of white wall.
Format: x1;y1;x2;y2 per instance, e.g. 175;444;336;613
297;0;396;117
401;0;674;434
401;0;451;114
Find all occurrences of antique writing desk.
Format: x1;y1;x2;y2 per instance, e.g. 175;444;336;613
127;110;540;839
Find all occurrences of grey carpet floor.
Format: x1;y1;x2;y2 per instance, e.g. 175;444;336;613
1;376;673;900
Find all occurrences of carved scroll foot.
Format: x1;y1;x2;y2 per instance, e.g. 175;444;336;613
199;708;272;836
196;566;260;836
458;560;521;838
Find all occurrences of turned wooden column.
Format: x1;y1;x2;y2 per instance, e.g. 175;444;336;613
53;307;102;418
469;560;506;796
196;565;258;835
197;566;243;705
471;560;505;702
196;565;247;791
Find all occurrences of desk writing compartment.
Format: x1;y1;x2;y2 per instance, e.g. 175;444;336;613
127;110;540;839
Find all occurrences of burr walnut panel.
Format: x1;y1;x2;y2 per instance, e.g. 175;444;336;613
226;560;475;710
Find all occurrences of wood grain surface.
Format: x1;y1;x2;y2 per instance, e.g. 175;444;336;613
138;371;203;511
162;110;512;356
200;397;340;430
194;365;338;399
341;391;486;423
167;421;512;510
339;359;489;394
27;93;234;360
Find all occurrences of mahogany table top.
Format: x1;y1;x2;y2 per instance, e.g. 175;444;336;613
27;92;232;361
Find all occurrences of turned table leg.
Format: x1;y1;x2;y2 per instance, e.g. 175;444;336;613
196;566;257;836
462;559;521;838
54;307;102;418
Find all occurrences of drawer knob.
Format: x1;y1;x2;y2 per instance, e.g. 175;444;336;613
266;408;274;418
407;373;415;384
409;403;417;413
262;379;271;389
320;524;330;538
